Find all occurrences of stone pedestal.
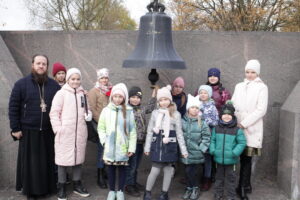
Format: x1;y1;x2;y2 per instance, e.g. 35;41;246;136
278;81;300;200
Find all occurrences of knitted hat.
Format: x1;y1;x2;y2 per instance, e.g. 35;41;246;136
52;62;66;76
220;102;235;117
66;68;81;81
198;85;213;98
157;85;172;101
110;83;128;104
97;68;109;80
129;86;143;98
172;76;185;88
208;68;220;79
186;94;202;110
245;59;260;75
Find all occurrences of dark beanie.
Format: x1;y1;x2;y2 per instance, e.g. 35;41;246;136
129;86;143;98
208;68;221;79
220;102;235;117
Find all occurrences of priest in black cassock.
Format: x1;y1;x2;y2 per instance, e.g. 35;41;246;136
9;54;61;199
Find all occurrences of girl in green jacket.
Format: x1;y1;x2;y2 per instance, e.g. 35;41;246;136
181;94;211;200
209;102;246;200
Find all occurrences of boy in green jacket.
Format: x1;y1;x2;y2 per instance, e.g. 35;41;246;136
210;102;246;200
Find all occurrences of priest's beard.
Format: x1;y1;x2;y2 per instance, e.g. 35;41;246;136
32;68;48;85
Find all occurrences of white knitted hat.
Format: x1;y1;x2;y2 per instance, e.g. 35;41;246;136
186;94;202;110
97;68;109;80
157;85;172;101
110;83;128;104
66;68;81;81
245;59;261;75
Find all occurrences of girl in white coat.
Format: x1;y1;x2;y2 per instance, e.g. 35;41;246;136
232;59;268;200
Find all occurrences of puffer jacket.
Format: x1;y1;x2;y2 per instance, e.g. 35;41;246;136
144;106;188;161
50;84;89;166
209;119;246;165
181;115;211;164
210;84;231;112
97;103;137;162
201;99;219;127
232;77;268;148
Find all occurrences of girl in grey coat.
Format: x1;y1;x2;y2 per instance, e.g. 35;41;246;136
143;85;188;200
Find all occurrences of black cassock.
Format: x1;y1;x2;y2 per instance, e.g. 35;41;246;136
16;129;56;197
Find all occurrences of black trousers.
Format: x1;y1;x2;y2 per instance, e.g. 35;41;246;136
214;164;236;199
238;154;252;188
185;164;200;187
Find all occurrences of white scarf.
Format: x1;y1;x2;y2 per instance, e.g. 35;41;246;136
153;108;171;144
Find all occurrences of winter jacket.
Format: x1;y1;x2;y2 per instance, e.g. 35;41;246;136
210;85;231;113
9;74;60;133
144;108;188;161
50;84;90;166
97;103;137;162
209;119;246;165
201;99;219;127
88;87;109;122
231;77;268;148
131;97;156;144
181;115;211;164
172;92;187;117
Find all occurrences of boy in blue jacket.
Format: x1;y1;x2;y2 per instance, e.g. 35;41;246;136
210;102;246;200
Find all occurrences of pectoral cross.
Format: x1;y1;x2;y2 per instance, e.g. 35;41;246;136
40;100;47;112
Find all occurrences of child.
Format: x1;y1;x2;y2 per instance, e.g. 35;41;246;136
181;94;211;200
52;62;67;87
98;83;137;200
232;60;268;199
206;68;231;113
124;86;157;197
50;68;92;200
209;103;246;200
88;68;112;189
171;76;187;117
144;85;188;200
197;85;219;191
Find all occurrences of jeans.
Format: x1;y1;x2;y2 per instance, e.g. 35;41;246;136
125;143;144;185
97;142;105;169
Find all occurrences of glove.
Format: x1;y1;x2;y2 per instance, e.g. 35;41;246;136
85;111;92;122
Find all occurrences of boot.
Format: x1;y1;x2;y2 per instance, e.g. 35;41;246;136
107;191;116;200
244;185;252;194
158;191;169;200
182;187;192;200
116;190;125;200
190;187;200;200
97;168;108;189
236;187;249;200
143;190;152;200
73;180;90;197
135;182;145;191
125;185;141;197
57;183;67;200
200;177;212;191
214;194;223;200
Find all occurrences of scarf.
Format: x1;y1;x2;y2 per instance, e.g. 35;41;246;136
95;82;113;96
153;108;171;144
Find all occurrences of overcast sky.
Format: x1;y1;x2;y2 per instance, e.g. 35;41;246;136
0;0;170;30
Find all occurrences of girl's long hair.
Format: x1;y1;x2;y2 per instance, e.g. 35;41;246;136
206;81;225;96
121;102;128;136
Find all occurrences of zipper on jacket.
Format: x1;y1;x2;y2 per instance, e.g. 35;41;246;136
74;89;78;165
23;104;26;117
222;128;227;165
114;108;119;161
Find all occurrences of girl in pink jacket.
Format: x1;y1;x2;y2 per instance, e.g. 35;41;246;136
50;68;92;200
232;60;268;200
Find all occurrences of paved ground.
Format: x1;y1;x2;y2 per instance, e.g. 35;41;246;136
0;165;289;200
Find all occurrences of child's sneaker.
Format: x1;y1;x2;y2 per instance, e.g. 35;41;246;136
143;190;151;200
190;187;200;200
73;181;90;197
116;190;125;200
182;187;192;200
107;191;116;200
57;183;67;200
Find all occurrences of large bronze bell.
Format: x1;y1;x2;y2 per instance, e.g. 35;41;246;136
122;0;186;85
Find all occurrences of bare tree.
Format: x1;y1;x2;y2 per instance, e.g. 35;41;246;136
25;0;136;30
169;0;296;31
